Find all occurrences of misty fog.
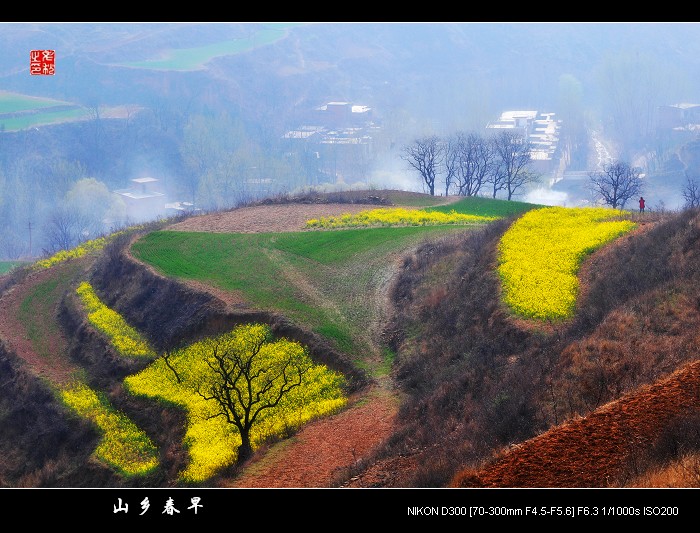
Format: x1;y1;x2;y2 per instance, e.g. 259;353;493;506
2;22;700;259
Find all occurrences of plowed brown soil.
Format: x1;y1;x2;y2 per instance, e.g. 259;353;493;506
168;203;375;233
222;386;399;488
451;359;700;488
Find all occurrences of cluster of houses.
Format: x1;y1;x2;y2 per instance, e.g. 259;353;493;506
486;109;566;180
282;101;380;185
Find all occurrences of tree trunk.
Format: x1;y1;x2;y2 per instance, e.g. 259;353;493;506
237;432;253;463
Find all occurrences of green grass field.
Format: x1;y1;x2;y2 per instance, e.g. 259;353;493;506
0;91;101;131
382;191;458;207
131;225;474;372
426;196;543;217
0;91;70;114
121;24;297;71
0;108;92;131
17;261;82;363
0;261;27;274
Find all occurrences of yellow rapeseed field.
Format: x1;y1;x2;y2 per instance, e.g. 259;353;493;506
497;206;636;321
306;207;496;228
124;323;347;482
76;281;156;358
60;382;159;476
34;236;112;269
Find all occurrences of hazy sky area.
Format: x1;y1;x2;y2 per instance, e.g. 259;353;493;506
1;22;700;258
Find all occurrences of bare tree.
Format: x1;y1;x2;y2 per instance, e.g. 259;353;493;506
0;229;25;260
401;136;444;196
682;174;700;209
191;325;312;463
42;208;97;255
589;160;643;209
508;169;540;201
451;131;496;197
491;130;537;200
442;135;459;196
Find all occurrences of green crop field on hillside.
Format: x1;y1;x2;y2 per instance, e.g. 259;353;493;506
426;196;542;218
0;261;27;274
16;261;83;365
0;91;70;114
0;108;91;131
132;225;474;371
121;24;297;71
0;91;85;131
0;91;138;131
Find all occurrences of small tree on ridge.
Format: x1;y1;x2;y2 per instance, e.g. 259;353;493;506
589;160;643;210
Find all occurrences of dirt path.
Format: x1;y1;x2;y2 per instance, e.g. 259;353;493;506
223;386;399;487
0;264;82;387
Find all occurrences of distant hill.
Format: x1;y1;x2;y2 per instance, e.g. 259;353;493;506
3;22;700;132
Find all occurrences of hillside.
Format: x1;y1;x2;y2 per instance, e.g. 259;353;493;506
342;205;700;488
0;190;699;493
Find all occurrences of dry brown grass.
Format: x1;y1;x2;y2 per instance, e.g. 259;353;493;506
622;452;700;488
344;208;700;488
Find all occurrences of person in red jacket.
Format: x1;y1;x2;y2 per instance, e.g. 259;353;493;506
639;196;645;213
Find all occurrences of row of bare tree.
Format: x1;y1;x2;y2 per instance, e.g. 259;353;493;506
402;129;700;212
400;129;540;199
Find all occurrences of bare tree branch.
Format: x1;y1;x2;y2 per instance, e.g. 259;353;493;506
491;130;537;200
191;327;312;463
450;131;496;197
589;160;643;210
42;208;97;255
682;173;700;209
401;136;444;196
162;350;182;384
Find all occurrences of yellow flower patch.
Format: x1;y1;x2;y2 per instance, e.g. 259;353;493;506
497;206;636;321
306;207;496;229
60;382;159;476
123;323;347;483
76;281;156;358
34;224;147;270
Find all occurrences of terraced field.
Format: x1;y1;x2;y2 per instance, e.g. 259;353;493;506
3;190;697;493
